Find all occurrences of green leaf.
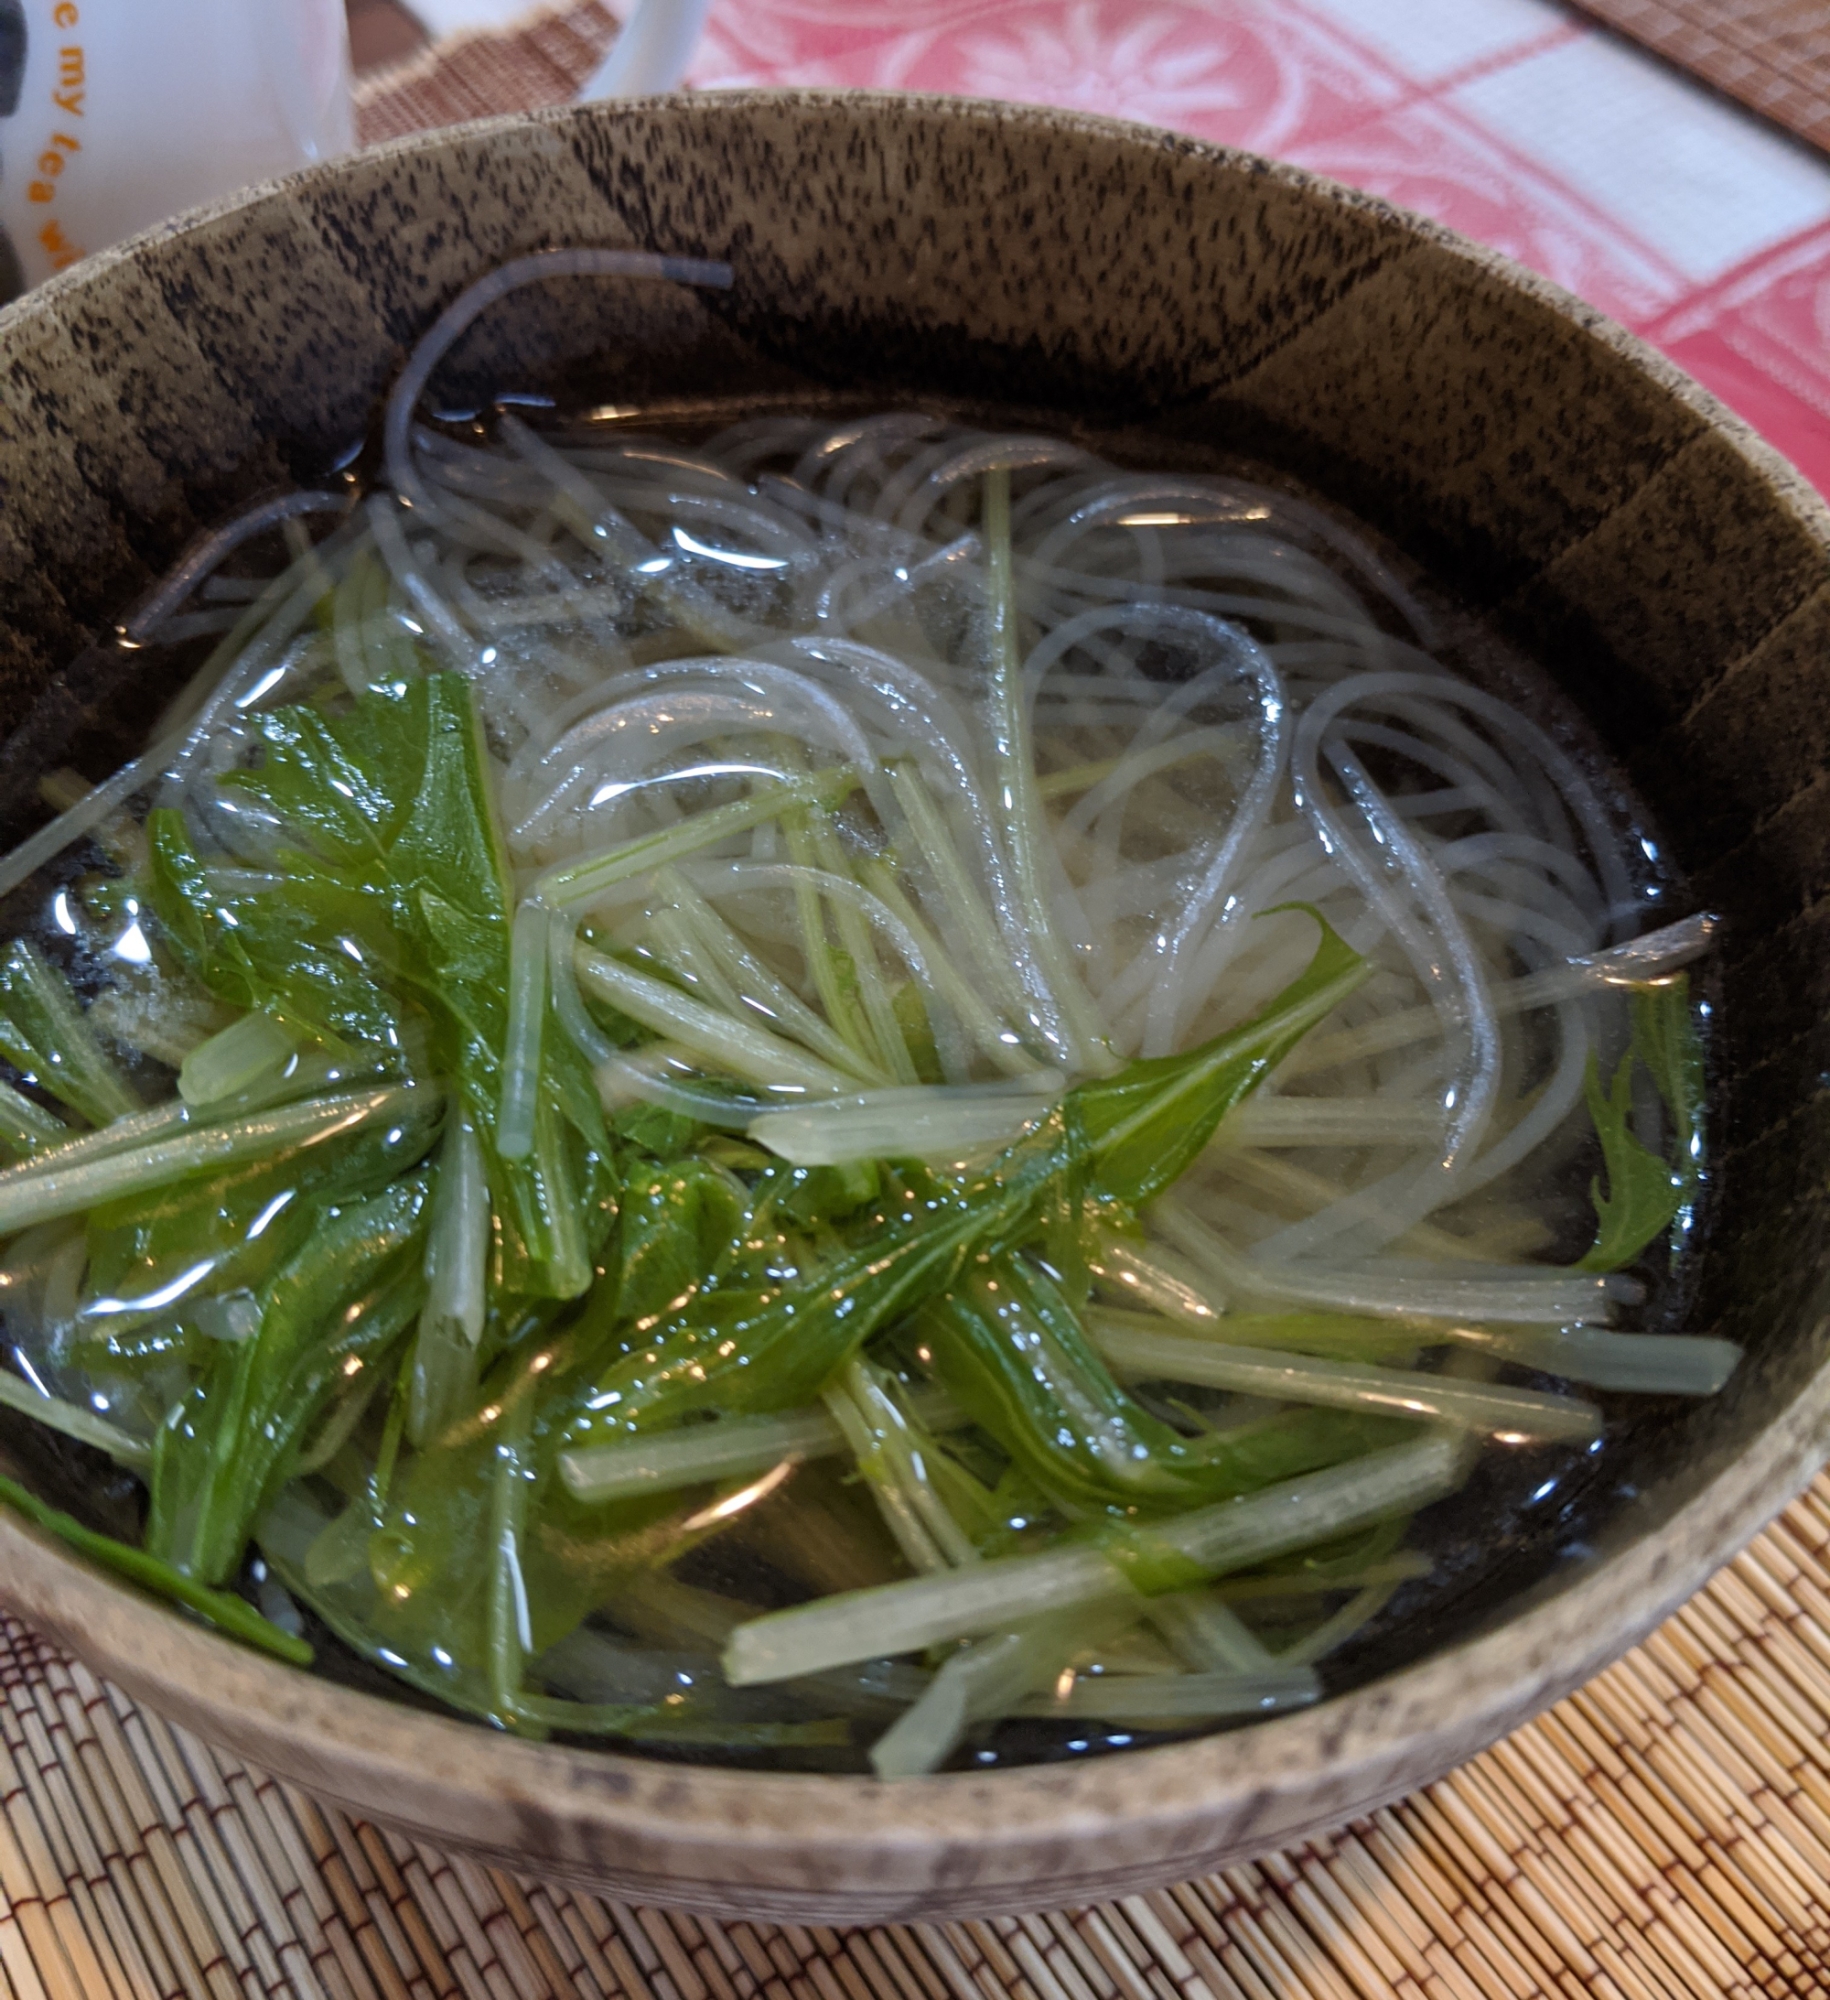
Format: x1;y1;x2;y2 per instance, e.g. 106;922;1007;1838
0;1472;311;1664
143;673;615;1299
961;1459;1053;1559
148;1177;431;1583
1632;974;1704;1198
82;1092;439;1328
353;1359;705;1706
360;912;1367;1691
919;1254;1404;1516
614;1160;750;1330
1577;1051;1683;1272
144;809;405;1050
563;1136;1064;1448
757;1158;881;1233
263;1483;843;1746
559;912;1366;1449
1075;904;1369;1206
1577;974;1703;1273
0;940;142;1127
613;1102;703;1161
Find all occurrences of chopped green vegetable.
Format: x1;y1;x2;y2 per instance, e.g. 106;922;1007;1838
0;939;141;1126
1073;905;1369;1207
1578;977;1704;1272
81;1086;437;1333
0;1076;70;1161
149;1177;431;1583
723;1435;1466;1686
407;1110;490;1447
0;1472;311;1664
144;673;613;1300
918;1254;1406;1513
613;1158;750;1330
563;908;1367;1451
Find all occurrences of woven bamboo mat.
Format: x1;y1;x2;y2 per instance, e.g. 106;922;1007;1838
4;1470;1830;1998
1566;0;1830;153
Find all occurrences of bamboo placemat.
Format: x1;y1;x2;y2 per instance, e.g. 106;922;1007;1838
3;1469;1830;1999
1566;0;1830;154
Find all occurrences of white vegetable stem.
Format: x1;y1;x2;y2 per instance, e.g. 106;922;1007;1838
0;1370;151;1470
823;1357;978;1573
559;1387;968;1503
177;1012;296;1110
747;1083;1056;1165
408;1111;490;1446
1092;1316;1601;1442
574;944;852;1094
1017;1668;1319;1722
0;1049;379;1194
496;902;550;1160
533;772;850;908
1151;1195;1618;1328
724;1434;1464;1685
1149;1589;1280;1673
1280;1582;1399;1668
868;1607;1113;1778
0;1087;432;1237
1092;1293;1737;1400
883;761;1037;1033
1494;1326;1738;1396
562;1406;846;1503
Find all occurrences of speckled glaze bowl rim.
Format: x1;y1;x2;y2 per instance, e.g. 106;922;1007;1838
1;90;1828;1918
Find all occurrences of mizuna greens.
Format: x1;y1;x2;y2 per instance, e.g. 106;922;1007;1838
0;250;1732;1776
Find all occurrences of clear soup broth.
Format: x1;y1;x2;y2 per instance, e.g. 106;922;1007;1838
0;320;1727;1776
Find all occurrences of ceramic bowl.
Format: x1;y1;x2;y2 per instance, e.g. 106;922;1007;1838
0;92;1827;1923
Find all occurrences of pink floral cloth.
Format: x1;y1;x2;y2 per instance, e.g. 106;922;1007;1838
688;0;1830;495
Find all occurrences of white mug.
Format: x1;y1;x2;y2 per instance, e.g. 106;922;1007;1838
0;0;353;297
0;0;714;303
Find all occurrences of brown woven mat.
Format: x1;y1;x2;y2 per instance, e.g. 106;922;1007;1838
1567;0;1830;153
8;1473;1830;1998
